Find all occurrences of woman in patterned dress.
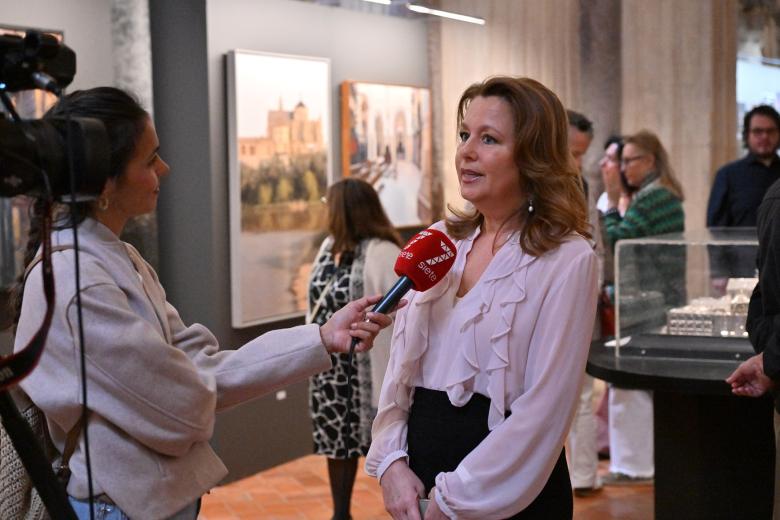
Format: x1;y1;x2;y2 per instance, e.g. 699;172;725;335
308;178;403;520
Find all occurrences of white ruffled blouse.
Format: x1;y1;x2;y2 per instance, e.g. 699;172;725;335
365;222;599;519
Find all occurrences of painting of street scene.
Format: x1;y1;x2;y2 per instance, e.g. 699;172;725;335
341;81;432;227
227;50;330;327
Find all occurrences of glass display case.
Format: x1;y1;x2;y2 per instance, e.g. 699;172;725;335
613;228;758;357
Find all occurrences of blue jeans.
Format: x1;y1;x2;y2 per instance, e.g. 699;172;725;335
68;496;200;520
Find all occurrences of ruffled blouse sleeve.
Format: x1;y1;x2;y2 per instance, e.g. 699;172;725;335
364;293;416;479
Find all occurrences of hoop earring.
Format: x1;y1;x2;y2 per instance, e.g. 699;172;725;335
527;196;534;214
97;197;109;211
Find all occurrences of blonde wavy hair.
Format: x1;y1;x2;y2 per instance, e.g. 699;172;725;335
623;130;685;201
446;76;590;257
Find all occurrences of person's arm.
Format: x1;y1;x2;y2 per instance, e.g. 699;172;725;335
48;256;387;459
747;283;773;355
603;191;653;249
59;279;220;457
367;300;427;520
365;300;416;480
163;293;390;412
706;168;729;227
754;198;780;379
726;352;775;397
432;248;599;519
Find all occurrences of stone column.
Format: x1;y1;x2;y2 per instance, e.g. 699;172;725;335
111;0;159;268
621;0;737;232
578;0;622;192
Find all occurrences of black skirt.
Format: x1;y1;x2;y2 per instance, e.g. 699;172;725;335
407;387;572;520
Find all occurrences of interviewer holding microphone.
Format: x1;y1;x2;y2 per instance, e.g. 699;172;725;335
11;87;395;520
366;76;599;519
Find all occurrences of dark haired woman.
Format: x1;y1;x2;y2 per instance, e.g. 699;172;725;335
366;76;599;519
307;178;402;520
12;87;394;520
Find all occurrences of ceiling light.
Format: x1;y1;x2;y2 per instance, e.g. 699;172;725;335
406;3;485;25
361;0;393;5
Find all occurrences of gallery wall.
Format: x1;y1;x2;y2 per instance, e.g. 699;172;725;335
150;0;428;482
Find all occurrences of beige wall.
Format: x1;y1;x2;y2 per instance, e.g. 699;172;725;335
621;0;737;232
430;0;582;213
430;0;737;231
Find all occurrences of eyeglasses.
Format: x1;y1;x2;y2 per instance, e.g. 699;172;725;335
621;155;646;166
749;127;779;137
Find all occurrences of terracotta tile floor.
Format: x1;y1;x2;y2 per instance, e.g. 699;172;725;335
199;455;652;520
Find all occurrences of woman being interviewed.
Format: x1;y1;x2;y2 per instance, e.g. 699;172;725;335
366;76;599;519
307;178;402;520
12;87;394;520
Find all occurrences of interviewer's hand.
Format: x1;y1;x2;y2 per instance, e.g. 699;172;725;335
319;294;404;354
726;353;775;397
381;459;426;520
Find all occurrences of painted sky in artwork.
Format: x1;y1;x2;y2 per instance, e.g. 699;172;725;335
235;52;329;143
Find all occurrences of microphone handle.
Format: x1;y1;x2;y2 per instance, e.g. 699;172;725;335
348;275;413;352
371;276;413;314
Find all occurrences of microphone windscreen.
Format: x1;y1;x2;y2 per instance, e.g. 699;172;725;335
394;228;457;292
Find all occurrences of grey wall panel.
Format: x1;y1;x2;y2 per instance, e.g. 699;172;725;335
150;0;428;483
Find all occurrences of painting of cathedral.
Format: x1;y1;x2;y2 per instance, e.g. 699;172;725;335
227;50;331;327
341;81;433;227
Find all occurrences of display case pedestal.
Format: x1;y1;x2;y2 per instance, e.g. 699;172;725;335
587;340;774;520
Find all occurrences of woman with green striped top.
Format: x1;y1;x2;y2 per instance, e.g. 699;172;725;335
603;130;685;247
602;129;685;487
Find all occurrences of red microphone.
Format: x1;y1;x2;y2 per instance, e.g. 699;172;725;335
371;228;457;314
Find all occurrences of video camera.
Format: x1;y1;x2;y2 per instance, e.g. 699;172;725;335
0;29;109;199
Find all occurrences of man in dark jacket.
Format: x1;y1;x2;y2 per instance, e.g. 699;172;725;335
708;106;780;292
726;177;780;519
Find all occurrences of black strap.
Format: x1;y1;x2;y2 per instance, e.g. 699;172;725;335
0;202;54;390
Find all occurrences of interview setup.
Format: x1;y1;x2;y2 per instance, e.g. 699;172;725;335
2;1;780;520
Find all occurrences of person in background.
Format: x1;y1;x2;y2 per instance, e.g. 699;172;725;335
602;129;685;485
597;136;634;216
707;105;780;228
564;110;603;497
11;87;394;520
706;105;780;293
566;110;593;178
307;178;402;520
367;76;598;519
726;175;780;520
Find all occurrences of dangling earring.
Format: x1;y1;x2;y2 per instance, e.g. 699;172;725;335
527;196;534;214
97;196;109;211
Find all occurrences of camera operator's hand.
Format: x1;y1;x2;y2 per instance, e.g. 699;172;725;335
319;294;404;354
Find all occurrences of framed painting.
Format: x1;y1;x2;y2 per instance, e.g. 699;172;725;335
340;81;433;227
226;50;331;328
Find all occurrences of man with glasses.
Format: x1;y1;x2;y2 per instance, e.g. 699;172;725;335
706;105;780;292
